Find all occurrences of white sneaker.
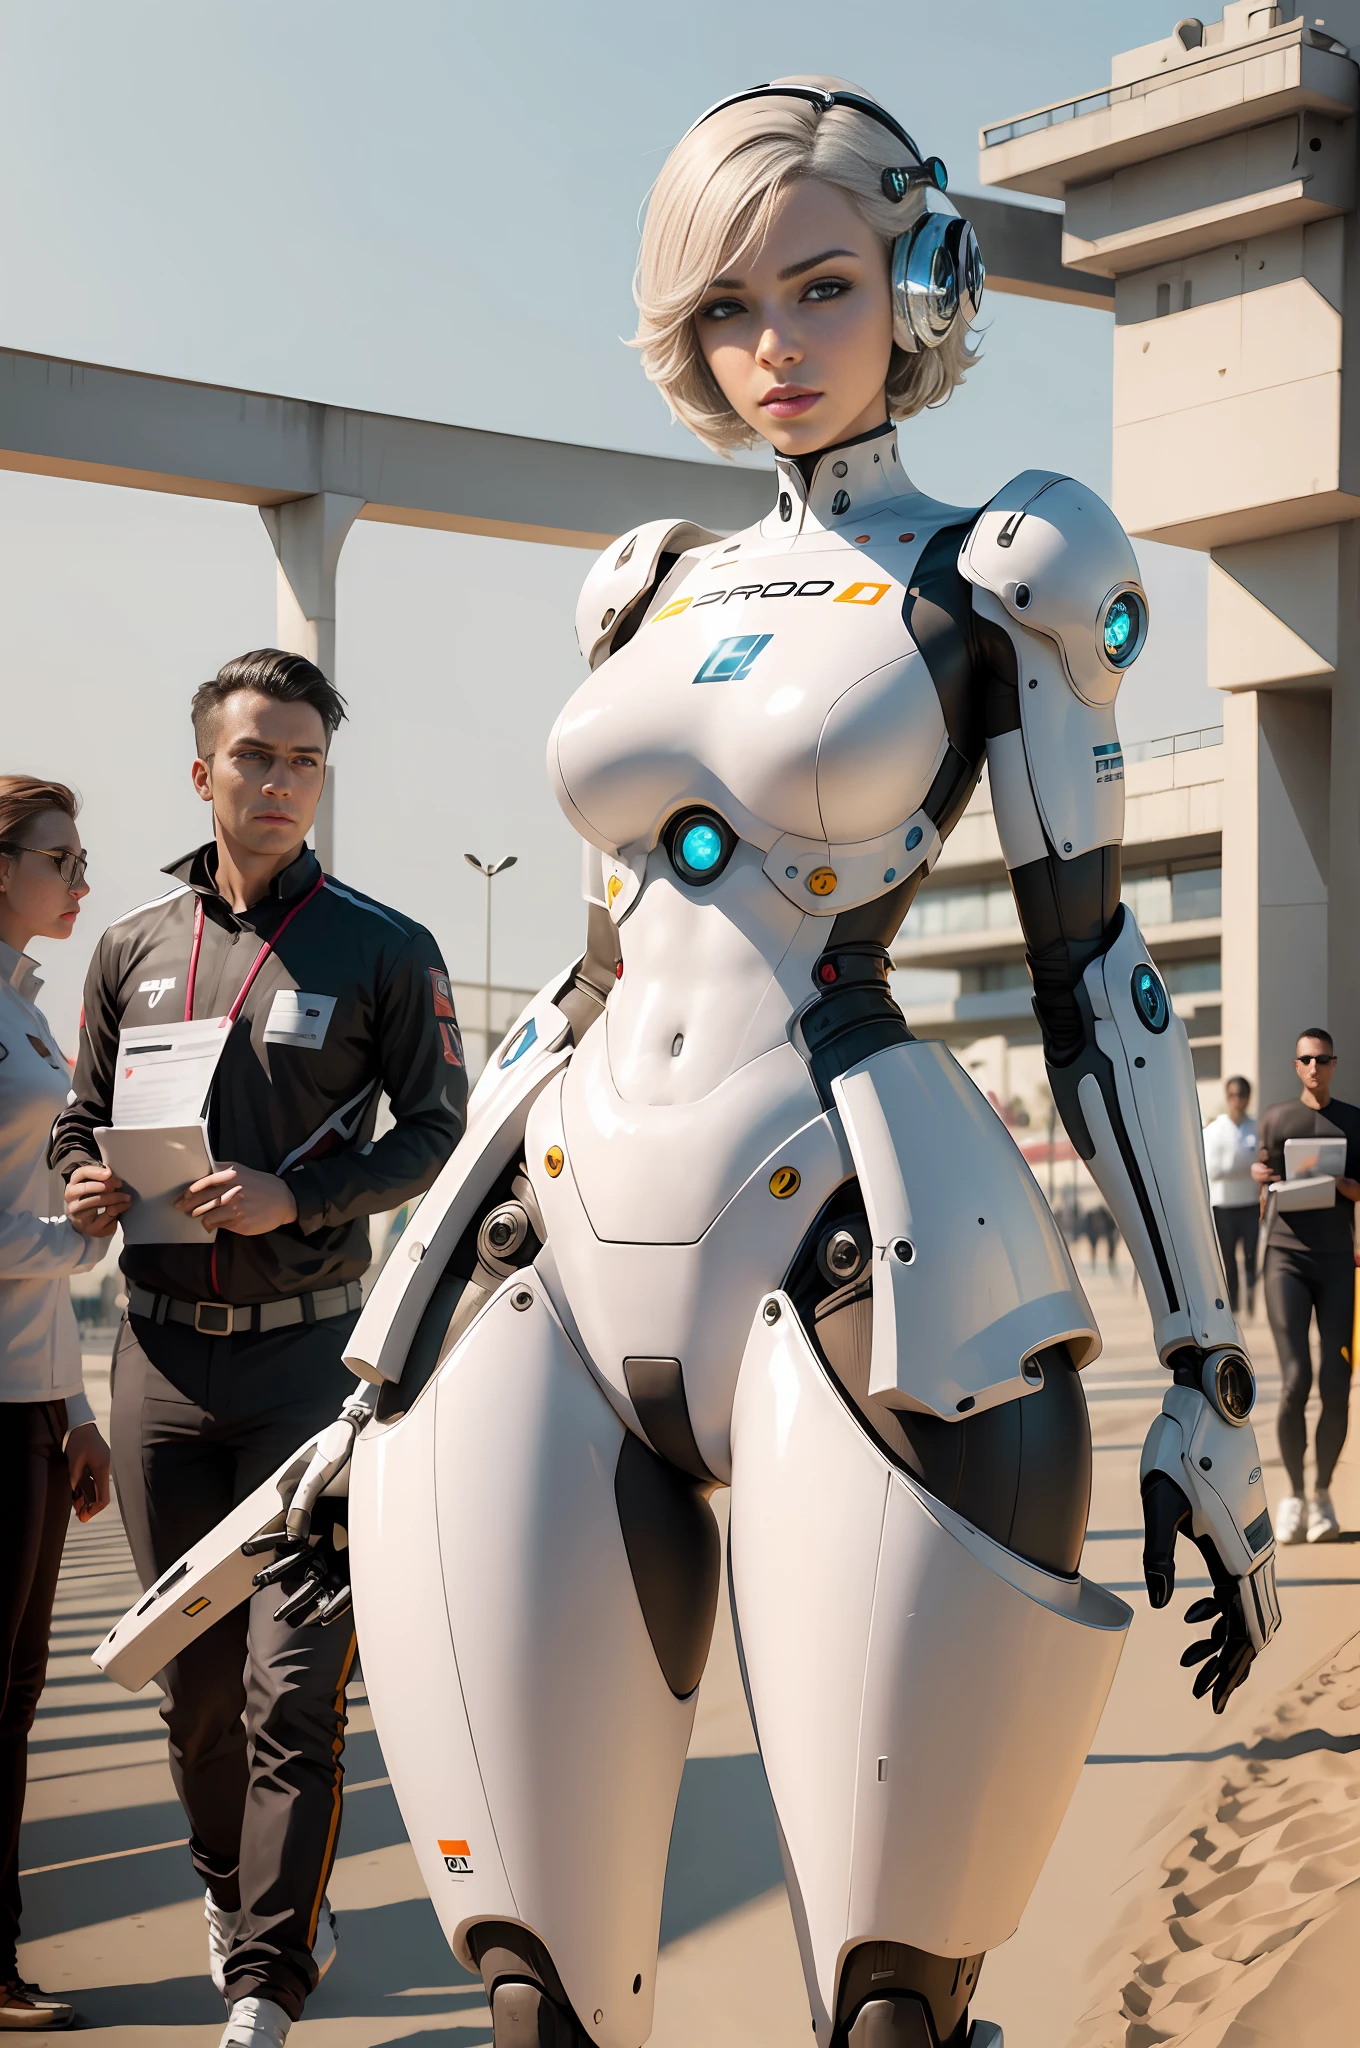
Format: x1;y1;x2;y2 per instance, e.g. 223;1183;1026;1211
312;1896;338;1981
1308;1491;1341;1543
219;1998;290;2048
1276;1494;1307;1544
206;1889;243;1997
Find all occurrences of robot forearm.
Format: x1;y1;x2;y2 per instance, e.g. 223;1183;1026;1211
1043;906;1238;1364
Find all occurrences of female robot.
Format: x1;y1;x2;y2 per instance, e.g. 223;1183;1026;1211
103;77;1281;2048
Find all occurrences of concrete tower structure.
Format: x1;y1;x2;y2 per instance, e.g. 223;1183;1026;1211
980;3;1360;1105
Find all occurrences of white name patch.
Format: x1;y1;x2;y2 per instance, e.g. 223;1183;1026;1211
263;989;336;1051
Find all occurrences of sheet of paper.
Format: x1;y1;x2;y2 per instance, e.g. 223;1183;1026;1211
112;1017;232;1128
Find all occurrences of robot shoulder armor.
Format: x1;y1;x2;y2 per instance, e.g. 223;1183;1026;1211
957;471;1148;704
576;518;723;669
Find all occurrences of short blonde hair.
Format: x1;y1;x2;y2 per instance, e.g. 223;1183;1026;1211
633;75;979;454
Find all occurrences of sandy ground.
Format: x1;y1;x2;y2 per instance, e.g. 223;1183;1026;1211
14;1264;1360;2046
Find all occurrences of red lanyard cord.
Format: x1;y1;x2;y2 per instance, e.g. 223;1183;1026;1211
183;875;326;1024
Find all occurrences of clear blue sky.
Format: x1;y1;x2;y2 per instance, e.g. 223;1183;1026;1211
0;0;1213;1041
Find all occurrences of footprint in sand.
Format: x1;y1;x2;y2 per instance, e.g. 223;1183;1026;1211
1069;1633;1360;2047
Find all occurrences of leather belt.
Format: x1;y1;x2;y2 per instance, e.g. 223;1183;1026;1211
127;1280;362;1337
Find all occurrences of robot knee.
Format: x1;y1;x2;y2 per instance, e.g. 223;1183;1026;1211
835;1944;985;2048
468;1922;592;2048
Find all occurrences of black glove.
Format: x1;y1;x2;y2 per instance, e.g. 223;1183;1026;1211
1141;1469;1257;1715
242;1504;352;1628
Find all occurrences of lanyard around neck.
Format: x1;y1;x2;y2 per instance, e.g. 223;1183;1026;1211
183;875;325;1025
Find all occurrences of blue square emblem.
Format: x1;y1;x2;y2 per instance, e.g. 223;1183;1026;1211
692;634;772;685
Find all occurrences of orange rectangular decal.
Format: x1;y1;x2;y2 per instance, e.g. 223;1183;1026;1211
833;581;891;606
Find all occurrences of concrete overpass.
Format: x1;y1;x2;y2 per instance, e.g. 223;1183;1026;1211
0;197;1106;863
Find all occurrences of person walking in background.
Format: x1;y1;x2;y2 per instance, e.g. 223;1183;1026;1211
49;653;466;2048
1204;1075;1260;1316
1253;1030;1360;1546
0;778;112;2033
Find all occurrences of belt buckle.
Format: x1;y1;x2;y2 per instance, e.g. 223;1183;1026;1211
194;1302;232;1336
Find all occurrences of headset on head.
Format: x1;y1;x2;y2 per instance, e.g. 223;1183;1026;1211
687;84;985;357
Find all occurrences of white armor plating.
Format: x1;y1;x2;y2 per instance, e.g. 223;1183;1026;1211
97;417;1277;2048
351;1275;693;2048
1076;909;1237;1360
833;1043;1097;1419
730;1294;1128;2039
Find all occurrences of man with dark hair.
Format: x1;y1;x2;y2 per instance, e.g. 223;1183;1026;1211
1252;1028;1360;1548
50;650;466;2048
1203;1074;1259;1316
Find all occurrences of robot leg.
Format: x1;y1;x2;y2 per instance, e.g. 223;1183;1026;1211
729;1292;1130;2048
348;1264;719;2048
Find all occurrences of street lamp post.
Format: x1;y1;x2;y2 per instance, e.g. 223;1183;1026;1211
464;852;517;1068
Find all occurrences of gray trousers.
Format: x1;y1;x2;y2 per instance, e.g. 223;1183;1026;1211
110;1311;358;2021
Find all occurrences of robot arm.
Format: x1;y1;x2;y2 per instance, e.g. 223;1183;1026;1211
959;475;1279;1709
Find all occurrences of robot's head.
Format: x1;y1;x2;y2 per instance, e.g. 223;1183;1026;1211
634;76;984;455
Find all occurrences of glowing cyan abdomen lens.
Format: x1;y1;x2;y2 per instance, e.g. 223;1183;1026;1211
681;822;723;873
668;809;735;885
1102;592;1144;666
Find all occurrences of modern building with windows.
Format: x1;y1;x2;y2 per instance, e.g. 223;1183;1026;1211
891;726;1225;1208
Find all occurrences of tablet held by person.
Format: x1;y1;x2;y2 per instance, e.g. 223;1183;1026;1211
50;653;466;2048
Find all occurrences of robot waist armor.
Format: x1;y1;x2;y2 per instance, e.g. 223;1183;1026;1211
526;1035;1099;1484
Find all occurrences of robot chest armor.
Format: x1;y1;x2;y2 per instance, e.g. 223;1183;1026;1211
552;522;954;858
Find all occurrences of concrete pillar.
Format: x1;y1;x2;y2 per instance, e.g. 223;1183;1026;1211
259;491;364;871
1220;687;1331;1106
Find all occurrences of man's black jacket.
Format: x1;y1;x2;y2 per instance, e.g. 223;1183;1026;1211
51;843;467;1304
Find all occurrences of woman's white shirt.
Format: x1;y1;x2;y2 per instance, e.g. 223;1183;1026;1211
1202;1111;1260;1210
0;939;103;1422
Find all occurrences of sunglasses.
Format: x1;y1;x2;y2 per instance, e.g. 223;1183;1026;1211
1296;1053;1337;1067
0;841;89;889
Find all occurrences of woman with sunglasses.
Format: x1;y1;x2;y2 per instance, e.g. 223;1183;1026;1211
0;776;111;2031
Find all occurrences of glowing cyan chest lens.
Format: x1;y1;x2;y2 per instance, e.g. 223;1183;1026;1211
680;822;723;872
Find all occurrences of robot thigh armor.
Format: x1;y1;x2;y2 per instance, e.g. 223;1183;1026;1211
349;1265;718;2048
729;1292;1131;2046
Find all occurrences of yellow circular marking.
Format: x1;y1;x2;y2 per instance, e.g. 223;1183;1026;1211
806;868;837;897
544;1146;564;1179
769;1166;801;1199
606;874;623;906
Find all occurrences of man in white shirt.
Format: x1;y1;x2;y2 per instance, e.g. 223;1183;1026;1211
1203;1075;1259;1316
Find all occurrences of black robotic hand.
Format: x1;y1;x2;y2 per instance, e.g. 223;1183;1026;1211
1141;1470;1258;1714
1140;1362;1281;1717
243;1503;353;1628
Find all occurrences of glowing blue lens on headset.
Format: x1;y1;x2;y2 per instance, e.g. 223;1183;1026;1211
1103;593;1144;665
681;823;723;873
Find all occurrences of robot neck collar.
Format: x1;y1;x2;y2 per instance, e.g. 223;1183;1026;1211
766;419;906;538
